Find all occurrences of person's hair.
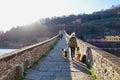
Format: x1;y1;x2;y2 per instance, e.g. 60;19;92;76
71;32;75;37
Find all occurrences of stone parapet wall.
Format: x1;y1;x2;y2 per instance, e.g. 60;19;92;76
0;35;59;80
65;32;120;80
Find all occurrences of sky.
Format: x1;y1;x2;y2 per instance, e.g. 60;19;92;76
0;0;120;32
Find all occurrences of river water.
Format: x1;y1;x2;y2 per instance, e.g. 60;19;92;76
0;49;16;56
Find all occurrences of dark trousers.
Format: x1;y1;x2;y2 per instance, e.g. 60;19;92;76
70;47;75;59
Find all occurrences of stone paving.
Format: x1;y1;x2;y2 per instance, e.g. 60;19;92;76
24;36;93;80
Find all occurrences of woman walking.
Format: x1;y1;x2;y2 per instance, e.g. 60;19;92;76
68;32;78;60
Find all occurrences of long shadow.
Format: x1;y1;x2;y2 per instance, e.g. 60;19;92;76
72;60;90;75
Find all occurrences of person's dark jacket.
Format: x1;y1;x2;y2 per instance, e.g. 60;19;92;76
68;37;77;47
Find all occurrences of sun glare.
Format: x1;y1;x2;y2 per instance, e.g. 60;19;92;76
0;0;119;32
0;0;70;32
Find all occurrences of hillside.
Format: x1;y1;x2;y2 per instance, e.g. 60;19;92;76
0;5;120;48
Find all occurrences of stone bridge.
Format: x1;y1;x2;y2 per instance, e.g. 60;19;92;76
0;32;120;80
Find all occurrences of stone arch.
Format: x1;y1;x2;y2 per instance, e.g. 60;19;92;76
14;64;24;80
86;47;93;69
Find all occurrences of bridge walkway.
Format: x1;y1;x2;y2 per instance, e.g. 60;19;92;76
25;36;93;80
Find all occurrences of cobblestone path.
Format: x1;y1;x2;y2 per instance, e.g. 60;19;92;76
25;36;93;80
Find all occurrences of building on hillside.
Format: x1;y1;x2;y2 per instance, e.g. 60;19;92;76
75;18;81;23
72;18;81;24
105;35;120;42
86;35;105;42
86;38;105;42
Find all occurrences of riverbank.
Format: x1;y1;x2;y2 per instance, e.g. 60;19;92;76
0;49;16;56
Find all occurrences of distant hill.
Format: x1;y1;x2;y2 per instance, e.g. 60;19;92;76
42;5;120;38
0;5;120;48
